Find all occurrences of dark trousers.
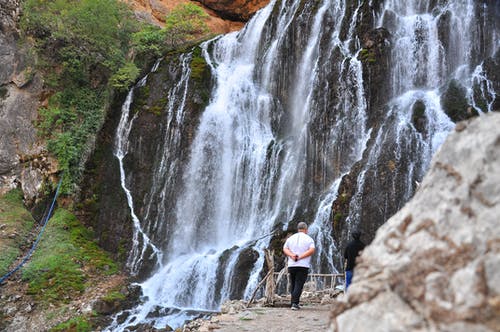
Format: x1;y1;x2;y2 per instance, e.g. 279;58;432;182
288;267;309;305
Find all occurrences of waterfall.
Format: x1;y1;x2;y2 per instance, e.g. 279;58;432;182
107;0;498;330
114;60;164;275
341;0;497;238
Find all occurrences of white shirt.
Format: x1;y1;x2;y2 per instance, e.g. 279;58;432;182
283;232;315;268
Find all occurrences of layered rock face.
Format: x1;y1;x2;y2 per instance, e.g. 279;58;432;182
331;113;500;331
195;0;270;21
0;0;49;203
127;0;270;33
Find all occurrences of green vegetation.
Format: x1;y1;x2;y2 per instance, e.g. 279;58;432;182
50;315;93;332
131;24;166;62
164;3;210;48
22;209;118;304
0;189;35;276
359;48;377;63
110;61;141;92
333;212;343;231
19;0;212;193
21;0;138;193
189;46;212;107
101;290;126;302
190;46;209;82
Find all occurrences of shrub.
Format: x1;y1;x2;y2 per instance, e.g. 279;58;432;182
110;61;140;92
21;0;137;193
164;3;210;48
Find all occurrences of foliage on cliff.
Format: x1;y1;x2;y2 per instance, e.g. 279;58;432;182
20;0;138;193
19;0;211;194
164;3;210;47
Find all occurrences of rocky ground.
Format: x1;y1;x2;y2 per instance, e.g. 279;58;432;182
0;272;128;331
195;303;332;332
182;289;341;332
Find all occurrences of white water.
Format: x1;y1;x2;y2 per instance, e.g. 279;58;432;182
342;0;497;231
109;0;498;330
114;61;163;276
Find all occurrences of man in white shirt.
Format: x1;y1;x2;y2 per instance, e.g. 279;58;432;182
283;222;315;310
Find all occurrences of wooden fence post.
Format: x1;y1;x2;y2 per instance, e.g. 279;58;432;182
264;249;275;305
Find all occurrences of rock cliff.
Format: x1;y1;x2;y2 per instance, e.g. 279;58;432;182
331;113;500;331
196;0;270;21
127;0;270;34
0;0;267;203
0;0;53;203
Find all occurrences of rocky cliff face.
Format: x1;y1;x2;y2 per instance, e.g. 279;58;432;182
0;0;53;203
331;113;500;331
127;0;270;33
196;0;270;21
0;0;267;203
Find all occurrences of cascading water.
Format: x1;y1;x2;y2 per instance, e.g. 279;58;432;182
106;0;498;330
114;60;164;276
342;0;498;239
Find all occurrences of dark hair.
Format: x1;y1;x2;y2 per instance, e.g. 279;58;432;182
352;231;361;240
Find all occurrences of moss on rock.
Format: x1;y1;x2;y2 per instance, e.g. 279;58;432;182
22;208;119;305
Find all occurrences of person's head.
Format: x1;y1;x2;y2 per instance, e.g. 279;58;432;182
352;230;361;240
297;222;308;233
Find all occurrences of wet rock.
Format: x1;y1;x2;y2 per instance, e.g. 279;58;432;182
93;299;120;315
359;27;392;127
330;113;500;331
474;51;500;113
437;10;452;71
128;322;173;331
441;79;477;122
411;100;428;135
228;247;260;299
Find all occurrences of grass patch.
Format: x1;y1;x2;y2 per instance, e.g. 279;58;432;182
22;208;118;304
0;189;35;276
49;315;93;332
101;290;126;302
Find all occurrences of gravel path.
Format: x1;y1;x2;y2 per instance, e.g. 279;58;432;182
207;304;332;332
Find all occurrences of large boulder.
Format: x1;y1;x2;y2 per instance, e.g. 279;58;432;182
331;112;500;331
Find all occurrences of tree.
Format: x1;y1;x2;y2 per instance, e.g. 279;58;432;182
164;3;210;48
21;0;138;193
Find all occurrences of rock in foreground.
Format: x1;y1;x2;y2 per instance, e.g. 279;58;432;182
331;113;500;332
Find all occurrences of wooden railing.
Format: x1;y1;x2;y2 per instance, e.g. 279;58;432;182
273;272;344;295
246;250;344;307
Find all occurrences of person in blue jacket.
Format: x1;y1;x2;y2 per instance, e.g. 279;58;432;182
344;230;365;290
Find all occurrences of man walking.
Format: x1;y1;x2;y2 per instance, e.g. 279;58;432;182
283;222;315;310
344;230;365;290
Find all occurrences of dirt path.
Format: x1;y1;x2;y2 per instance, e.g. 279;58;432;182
203;304;333;332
